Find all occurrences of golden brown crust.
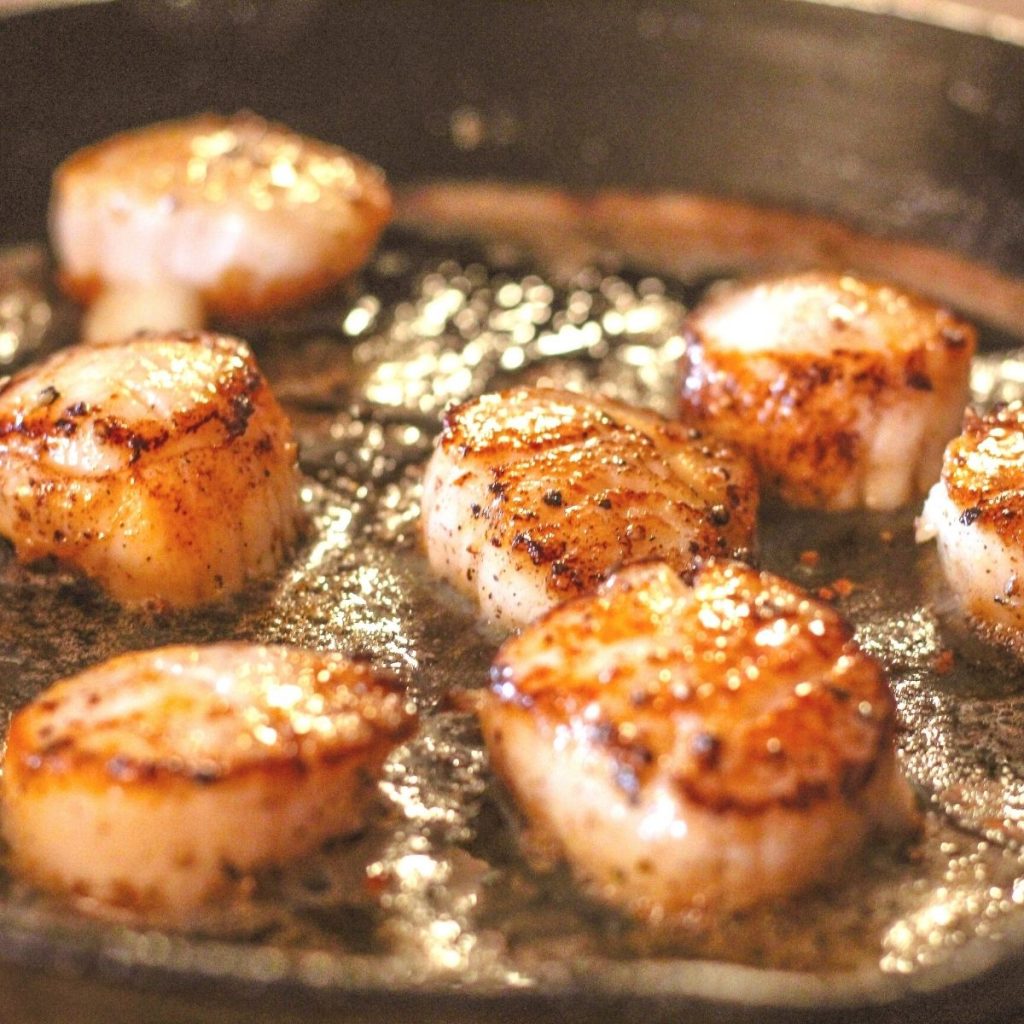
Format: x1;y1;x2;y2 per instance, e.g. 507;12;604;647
486;560;895;814
54;113;391;214
441;387;617;455
941;402;1024;544
437;388;757;601
5;647;415;791
0;331;264;457
678;273;975;507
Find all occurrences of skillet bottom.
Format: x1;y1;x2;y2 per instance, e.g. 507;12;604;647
0;201;1023;1018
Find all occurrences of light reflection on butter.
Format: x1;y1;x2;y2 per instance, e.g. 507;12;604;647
373;718;500;979
352;255;688;415
303;505;354;570
882;895;971;973
972;349;1024;407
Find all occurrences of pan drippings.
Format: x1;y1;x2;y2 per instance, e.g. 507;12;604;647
1;223;1024;992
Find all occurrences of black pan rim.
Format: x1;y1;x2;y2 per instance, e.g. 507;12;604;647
3;0;1024;47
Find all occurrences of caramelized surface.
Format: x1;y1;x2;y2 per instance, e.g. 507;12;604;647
490;561;893;813
480;561;912;917
6;644;413;784
422;387;756;624
0;331;300;607
943;402;1024;540
680;272;975;509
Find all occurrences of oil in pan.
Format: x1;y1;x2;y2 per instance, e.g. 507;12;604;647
0;206;1023;1000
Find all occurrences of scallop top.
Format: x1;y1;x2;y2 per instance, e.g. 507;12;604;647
942;401;1024;542
0;332;272;475
7;644;415;785
442;388;623;454
690;272;973;360
56;112;389;222
438;386;758;574
490;561;896;812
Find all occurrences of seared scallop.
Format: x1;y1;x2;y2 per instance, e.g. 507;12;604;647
0;330;300;608
480;560;917;919
918;401;1024;640
679;272;975;510
1;643;416;924
421;387;757;627
51;112;392;338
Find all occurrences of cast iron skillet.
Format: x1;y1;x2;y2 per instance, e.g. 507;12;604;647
4;2;1024;1022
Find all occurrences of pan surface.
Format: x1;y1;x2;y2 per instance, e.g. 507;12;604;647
4;2;1024;1022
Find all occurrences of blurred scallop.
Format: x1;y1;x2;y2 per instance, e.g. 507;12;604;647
51;112;392;337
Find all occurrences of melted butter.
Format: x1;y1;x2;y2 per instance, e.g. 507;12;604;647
0;245;71;371
2;226;1024;997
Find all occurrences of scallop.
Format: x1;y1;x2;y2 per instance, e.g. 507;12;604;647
51;112;392;338
679;272;976;510
0;330;300;608
421;386;758;627
480;560;917;919
1;643;416;925
918;401;1024;640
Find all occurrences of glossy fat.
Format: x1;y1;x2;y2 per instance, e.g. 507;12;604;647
0;330;301;608
1;643;416;924
52;112;392;322
918;402;1024;636
480;561;917;919
680;272;975;510
421;387;758;627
